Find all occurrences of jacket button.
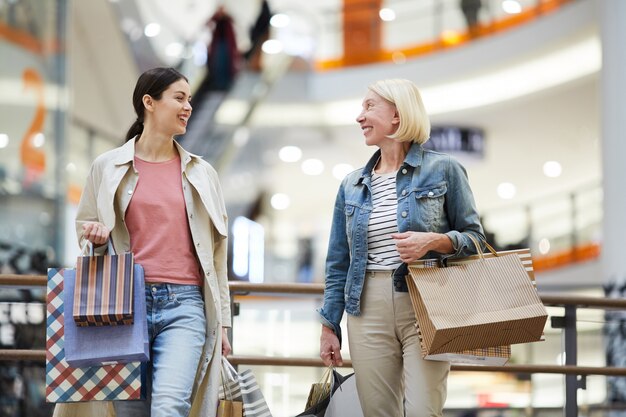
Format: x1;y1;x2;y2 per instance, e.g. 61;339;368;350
127;189;133;195
189;213;193;219
428;191;434;197
401;168;408;174
401;211;408;218
401;190;407;196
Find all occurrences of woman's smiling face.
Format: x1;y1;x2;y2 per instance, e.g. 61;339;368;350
355;89;399;147
150;78;193;137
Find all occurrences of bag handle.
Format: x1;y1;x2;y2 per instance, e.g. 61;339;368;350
221;357;239;382
465;234;498;259
79;239;116;257
220;364;234;401
320;364;333;385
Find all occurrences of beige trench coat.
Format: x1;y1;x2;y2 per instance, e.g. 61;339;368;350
54;138;231;417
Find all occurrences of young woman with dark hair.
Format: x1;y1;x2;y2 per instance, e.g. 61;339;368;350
55;67;231;417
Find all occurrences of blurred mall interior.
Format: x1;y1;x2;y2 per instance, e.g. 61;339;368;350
1;0;626;415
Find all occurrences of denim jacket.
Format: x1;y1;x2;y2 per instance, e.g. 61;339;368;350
318;143;485;344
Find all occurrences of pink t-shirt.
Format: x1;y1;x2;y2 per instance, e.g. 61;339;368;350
125;155;202;286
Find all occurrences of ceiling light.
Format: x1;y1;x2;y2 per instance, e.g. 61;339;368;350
278;146;302;162
270;13;290;28
262;39;283;55
301;158;324;175
32;133;45;148
0;133;8;148
441;30;462;46
497;182;516;200
502;0;522;14
543;161;562;178
379;8;396;22
270;193;290;210
332;163;354;180
65;162;77;172
165;42;184;57
129;27;143;41
144;23;161;38
392;51;406;64
538;238;550;255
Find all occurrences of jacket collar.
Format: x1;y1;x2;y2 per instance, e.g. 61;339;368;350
355;142;424;185
113;136;203;169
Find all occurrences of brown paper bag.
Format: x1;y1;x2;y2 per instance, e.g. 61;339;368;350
217;399;243;417
304;366;332;410
419;344;511;365
407;241;547;356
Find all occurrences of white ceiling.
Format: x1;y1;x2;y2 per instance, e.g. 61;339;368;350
218;0;601;212
70;0;603;253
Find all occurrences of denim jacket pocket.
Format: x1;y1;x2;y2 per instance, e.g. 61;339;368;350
415;182;447;229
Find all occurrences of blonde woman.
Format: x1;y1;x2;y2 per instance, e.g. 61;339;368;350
319;79;485;417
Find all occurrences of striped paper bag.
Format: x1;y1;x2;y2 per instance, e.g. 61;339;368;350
220;358;273;417
73;252;134;327
407;243;547;357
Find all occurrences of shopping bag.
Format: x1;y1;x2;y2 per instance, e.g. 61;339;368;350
324;372;363;417
406;236;547;355
46;268;143;402
217;400;244;417
73;242;134;327
219;358;272;417
295;369;359;417
218;365;244;417
304;366;332;410
64;265;149;367
421;345;511;366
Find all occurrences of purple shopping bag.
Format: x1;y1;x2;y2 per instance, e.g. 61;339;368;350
64;265;149;367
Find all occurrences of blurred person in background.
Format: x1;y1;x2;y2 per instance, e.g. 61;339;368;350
319;79;485;417
460;0;482;36
54;67;231;417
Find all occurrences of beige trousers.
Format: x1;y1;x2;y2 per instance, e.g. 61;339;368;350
347;271;450;417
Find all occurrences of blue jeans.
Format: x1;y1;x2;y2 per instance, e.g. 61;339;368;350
114;283;207;417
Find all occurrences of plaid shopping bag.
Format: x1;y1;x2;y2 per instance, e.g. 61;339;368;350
46;268;143;402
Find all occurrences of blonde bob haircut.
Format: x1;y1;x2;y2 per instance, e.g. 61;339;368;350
368;79;431;144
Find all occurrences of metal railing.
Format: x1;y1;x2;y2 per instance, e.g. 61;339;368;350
2;275;626;416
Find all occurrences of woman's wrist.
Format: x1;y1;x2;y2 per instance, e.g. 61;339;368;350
429;232;454;254
321;325;335;335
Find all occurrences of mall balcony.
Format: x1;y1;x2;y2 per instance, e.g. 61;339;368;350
1;0;626;416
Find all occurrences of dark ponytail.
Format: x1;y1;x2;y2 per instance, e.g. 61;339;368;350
125;120;144;142
124;67;188;142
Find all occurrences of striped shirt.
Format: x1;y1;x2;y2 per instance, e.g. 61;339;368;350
367;171;402;270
